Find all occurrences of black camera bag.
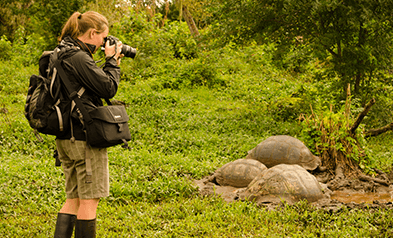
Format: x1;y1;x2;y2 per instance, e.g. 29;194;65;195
85;104;131;148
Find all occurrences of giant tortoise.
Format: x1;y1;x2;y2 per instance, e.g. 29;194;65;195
246;135;321;170
213;158;268;188
239;164;324;204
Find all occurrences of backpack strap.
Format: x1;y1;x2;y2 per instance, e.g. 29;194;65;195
53;100;63;131
49;66;70;132
70;87;86;142
49;67;61;99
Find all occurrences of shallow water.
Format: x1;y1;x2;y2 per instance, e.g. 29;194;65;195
331;191;393;204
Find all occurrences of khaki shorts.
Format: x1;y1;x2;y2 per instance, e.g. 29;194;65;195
56;139;109;199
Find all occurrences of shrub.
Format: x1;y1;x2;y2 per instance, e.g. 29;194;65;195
12;27;48;66
0;35;12;61
112;10;200;83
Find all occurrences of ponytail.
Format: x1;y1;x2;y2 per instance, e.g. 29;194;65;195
59;11;109;42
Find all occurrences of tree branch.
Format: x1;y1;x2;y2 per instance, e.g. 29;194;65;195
350;98;375;134
365;121;393;138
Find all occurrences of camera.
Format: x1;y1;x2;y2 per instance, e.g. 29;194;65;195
102;36;137;59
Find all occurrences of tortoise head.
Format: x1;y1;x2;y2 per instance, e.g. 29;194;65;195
299;150;321;171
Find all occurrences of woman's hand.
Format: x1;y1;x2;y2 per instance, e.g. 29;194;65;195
105;40;123;62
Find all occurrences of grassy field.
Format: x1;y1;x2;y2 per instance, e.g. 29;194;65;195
1;45;393;237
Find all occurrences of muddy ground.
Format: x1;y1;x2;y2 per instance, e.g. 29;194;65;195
194;169;393;211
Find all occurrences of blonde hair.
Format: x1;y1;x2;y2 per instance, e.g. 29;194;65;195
59;11;109;41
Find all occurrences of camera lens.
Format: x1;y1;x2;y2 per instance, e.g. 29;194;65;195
101;36;137;58
121;44;137;59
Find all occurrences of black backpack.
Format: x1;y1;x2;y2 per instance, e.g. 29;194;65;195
24;51;72;137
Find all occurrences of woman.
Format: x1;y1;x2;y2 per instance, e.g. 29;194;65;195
52;11;122;238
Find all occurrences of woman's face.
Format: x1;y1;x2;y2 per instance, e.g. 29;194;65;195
82;27;109;53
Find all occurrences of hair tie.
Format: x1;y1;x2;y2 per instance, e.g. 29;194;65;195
78;14;82;20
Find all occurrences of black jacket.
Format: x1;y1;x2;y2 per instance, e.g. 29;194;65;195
51;36;121;141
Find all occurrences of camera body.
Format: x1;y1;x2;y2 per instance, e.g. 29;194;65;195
102;36;137;59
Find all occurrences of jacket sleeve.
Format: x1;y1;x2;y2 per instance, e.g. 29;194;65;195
70;52;121;99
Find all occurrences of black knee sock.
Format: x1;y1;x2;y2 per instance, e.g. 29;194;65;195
75;218;96;238
54;213;77;238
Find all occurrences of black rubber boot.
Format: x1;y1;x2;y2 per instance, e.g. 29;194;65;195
54;213;77;238
75;218;97;238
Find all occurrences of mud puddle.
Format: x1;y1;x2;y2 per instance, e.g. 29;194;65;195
330;191;393;204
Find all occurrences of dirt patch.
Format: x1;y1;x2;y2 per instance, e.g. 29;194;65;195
194;169;393;211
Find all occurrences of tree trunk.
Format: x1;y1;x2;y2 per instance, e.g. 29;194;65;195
182;5;200;37
354;72;361;95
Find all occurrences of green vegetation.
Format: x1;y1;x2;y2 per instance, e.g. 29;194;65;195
2;1;393;237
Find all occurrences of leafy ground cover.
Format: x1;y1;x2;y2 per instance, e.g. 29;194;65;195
1;44;393;237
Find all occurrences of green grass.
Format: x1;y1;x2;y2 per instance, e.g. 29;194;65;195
1;45;393;237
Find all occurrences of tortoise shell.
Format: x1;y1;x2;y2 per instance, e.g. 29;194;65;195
246;135;320;170
214;159;267;188
239;164;324;204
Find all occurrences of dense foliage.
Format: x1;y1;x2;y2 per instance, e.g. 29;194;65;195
213;0;393;100
2;0;393;236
